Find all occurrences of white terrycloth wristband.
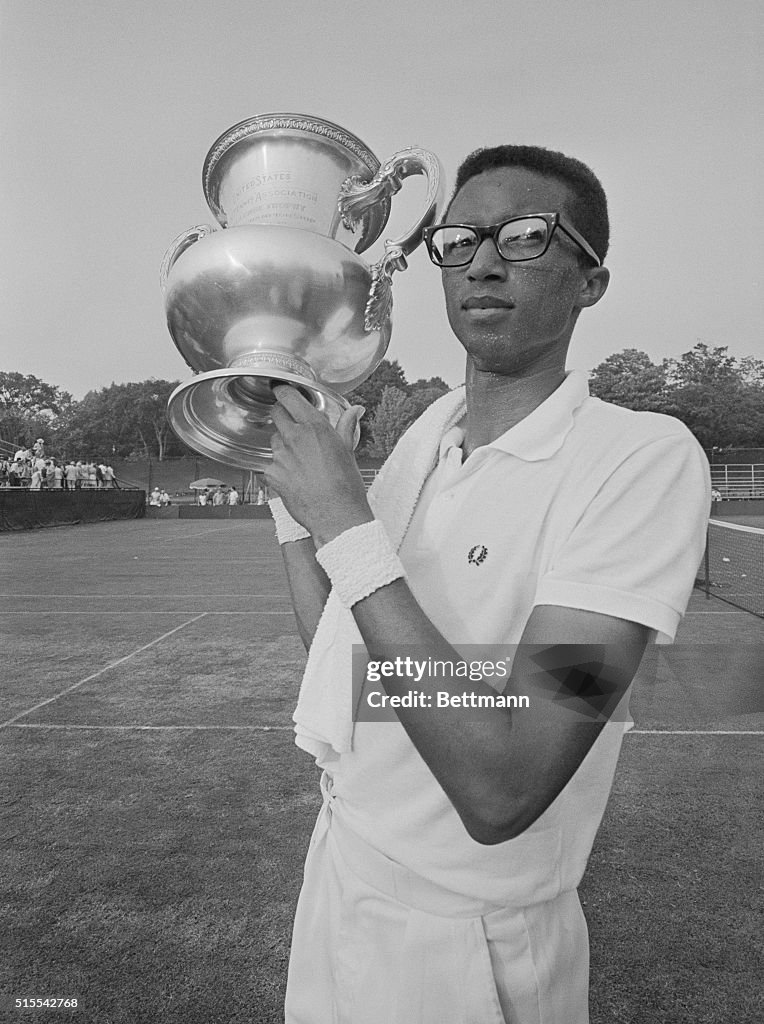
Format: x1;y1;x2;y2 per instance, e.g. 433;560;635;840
269;497;310;544
315;519;405;608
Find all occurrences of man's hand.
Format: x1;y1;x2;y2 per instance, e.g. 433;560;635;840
265;385;372;546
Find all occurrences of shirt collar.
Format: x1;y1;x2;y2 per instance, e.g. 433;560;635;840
439;370;590;464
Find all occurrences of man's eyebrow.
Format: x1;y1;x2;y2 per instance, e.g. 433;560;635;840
455;210;553;222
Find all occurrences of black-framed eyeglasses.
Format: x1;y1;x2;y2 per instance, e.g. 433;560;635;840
423;213;602;268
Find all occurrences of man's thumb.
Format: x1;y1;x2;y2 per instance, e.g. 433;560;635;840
337;405;365;446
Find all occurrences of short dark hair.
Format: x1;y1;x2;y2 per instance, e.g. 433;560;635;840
448;145;610;263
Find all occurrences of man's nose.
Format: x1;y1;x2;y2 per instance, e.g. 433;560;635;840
467;237;507;279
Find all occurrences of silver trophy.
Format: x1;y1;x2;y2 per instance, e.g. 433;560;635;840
160;113;442;469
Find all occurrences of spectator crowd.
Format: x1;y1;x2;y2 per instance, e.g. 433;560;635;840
147;482;271;508
0;441;118;490
149;484;241;507
193;485;242;506
148;487;173;507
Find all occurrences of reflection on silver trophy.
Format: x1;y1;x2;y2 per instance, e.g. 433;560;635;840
160;113;442;470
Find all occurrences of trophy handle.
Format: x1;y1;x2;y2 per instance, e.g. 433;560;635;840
160;224;213;292
339;149;443;331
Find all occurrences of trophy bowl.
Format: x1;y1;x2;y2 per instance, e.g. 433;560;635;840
161;113;442;471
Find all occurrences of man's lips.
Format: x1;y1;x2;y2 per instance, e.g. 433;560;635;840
462;295;515;310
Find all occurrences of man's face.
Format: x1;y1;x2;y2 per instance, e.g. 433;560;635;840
441;166;596;376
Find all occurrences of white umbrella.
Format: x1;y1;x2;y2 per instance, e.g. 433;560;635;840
189;477;227;489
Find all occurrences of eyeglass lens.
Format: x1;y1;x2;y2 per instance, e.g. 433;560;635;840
430;217;550;266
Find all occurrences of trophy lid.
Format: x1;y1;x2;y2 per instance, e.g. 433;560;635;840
201;113;390;251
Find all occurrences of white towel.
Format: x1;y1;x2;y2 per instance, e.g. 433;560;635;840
293;385;467;760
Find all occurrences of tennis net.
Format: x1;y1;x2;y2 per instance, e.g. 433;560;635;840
697;519;764;618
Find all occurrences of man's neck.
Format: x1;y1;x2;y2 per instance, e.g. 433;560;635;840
461;363;567;458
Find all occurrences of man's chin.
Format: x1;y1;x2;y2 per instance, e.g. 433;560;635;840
458;332;512;367
464;352;518;378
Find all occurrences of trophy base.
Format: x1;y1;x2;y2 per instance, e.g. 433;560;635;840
167;366;355;471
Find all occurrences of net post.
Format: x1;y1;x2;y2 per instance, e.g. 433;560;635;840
704;526;710;600
705;518;764;619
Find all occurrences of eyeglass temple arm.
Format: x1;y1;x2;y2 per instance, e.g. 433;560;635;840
558;221;601;266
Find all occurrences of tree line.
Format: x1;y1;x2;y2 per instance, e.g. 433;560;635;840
0;374;181;461
0;363;451;463
2;343;762;462
587;344;764;451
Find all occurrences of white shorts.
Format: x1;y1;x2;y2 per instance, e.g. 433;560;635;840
285;793;589;1024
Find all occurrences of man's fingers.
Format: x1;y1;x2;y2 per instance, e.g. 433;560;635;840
272;387;364;450
269;401;293;435
272;384;321;422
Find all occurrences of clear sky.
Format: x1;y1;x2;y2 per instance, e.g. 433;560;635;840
1;0;761;399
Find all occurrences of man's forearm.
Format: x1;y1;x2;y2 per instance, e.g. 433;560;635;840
280;538;331;651
351;579;522;839
351;579;646;843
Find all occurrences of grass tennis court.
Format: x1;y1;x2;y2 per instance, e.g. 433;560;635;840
1;519;762;1023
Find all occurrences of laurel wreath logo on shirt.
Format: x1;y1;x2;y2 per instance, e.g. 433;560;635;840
467;544;488;566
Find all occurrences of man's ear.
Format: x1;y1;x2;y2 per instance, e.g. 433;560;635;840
576;266;610;309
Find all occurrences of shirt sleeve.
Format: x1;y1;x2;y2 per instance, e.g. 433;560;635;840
533;429;711;640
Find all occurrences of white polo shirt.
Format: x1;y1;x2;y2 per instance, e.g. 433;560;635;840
398;370;710;645
331;371;710;897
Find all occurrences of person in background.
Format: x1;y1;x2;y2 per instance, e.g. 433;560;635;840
255;471;269;504
149;486;162;507
227;486;239;506
212;486;225;506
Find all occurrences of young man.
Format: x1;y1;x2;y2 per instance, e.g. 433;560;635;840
265;146;710;1023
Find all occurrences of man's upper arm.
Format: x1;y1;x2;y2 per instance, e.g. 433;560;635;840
492;428;708;839
499;603;649;839
534;429;710;641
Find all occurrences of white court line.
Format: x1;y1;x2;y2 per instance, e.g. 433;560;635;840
162;524;267;542
0;523;267;547
684;610;751;615
629;730;763;735
0;593;290;599
0;610;294;616
7;723;292;732
0;613;209;730
3;723;760;735
0;594;745;602
91;561;278;569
